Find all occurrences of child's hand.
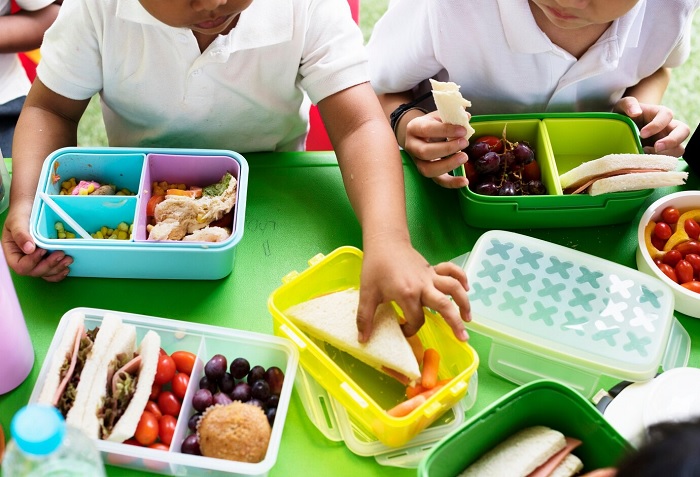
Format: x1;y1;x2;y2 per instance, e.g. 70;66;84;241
614;97;690;156
403;111;471;189
355;239;471;343
1;206;72;282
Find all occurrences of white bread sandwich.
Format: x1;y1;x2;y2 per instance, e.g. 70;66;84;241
458;426;583;477
430;79;476;140
38;312;161;442
284;288;421;384
559;154;687;196
37;311;123;420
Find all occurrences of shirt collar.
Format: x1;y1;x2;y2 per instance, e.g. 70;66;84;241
115;0;293;51
497;0;645;55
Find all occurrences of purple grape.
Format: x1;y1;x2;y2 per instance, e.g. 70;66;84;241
218;372;235;394
526;180;547;195
251;380;271;402
188;412;202;432
192;388;213;413
247;365;266;385
204;354;227;381
230;382;252;402
467;141;490;160
181;434;201;455
229;357;250;380
474;181;499;196
213;392;233;406
498;181;517;196
474;151;501;175
266;407;277;426
266;395;280;409
264;367;285;395
513;142;534;164
198;375;218;394
247;398;265;410
501;151;516;169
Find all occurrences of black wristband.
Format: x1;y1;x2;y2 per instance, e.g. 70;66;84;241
389;91;433;135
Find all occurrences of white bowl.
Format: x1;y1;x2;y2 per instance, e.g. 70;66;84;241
636;191;700;318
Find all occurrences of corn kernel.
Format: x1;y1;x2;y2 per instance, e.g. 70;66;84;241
94;231;104;239
117;230;128;240
55;222;65;231
65;232;76;239
117;222;128;231
58;232;66;239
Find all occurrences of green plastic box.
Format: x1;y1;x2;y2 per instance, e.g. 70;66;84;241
456;113;651;229
418;380;633;477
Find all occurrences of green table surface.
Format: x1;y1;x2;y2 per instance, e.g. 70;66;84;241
1;152;699;477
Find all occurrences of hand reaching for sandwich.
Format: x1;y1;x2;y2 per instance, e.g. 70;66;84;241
356;237;471;343
614;97;690;156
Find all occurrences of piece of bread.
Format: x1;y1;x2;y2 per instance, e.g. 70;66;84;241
284;288;421;382
37;310;86;406
106;330;161;442
69;317;136;439
551;454;584;477
559;154;680;190
430;79;475;140
458;426;567;477
588;171;688;196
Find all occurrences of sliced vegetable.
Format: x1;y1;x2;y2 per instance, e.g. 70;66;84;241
146;195;165;217
387;394;426;418
421;348;440;389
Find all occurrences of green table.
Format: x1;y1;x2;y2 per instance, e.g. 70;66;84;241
1;152;699;477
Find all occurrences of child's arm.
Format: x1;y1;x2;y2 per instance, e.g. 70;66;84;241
378;91;470;189
319;82;471;342
614;67;690;157
1;79;90;281
0;4;60;53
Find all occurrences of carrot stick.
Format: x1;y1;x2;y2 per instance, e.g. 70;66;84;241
387;394;427;417
406;334;424;367
421;348;440;389
406;378;451;399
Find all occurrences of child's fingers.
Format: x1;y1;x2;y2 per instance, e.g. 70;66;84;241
432;173;469;189
396;297;426;339
421;286;469;341
356;289;380;343
433;262;468;290
638;107;674;139
411;151;467;179
614;96;642;118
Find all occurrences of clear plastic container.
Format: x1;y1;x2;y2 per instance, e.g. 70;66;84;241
0;148;10;215
0;243;34;395
2;404;106;476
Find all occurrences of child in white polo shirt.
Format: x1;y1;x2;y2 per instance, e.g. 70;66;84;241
366;0;698;188
1;0;472;342
0;0;59;157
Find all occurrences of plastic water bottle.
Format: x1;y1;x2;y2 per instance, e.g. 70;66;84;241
2;405;106;477
0;147;9;215
0;243;33;395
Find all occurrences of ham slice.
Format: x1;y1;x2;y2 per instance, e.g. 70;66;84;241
566;168;667;195
52;323;85;406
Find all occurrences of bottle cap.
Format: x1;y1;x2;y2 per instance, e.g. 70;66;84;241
10;405;66;456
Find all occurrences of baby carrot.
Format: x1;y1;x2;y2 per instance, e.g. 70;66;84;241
406;378;452;399
406;334;425;367
421;348;440;389
387;394;427;417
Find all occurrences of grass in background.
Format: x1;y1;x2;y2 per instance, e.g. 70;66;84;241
77;2;700;146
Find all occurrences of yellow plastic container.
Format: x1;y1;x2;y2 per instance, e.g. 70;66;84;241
268;246;479;448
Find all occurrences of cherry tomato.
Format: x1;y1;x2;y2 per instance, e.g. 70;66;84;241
148;442;169;451
657;263;678;283
654;258;664;267
662;249;683;268
685;254;700;278
146;195;166;217
681;281;700;294
171;350;197;376
154;354;177;386
674;240;700;256
123;438;141;446
150;382;162;401
134;411;159;446
463;161;479;184
158;415;177;446
474;135;504;153
685;218;700;240
523;160;541;182
157;391;182;417
171;373;190;400
651;235;667;251
144;400;163;420
676;260;695;284
661;207;680;225
654;222;673;241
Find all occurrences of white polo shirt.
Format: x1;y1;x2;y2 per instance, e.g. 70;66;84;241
367;0;699;115
0;0;55;105
38;0;367;152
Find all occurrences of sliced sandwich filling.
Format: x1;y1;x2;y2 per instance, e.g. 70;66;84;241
565;168;671;195
55;326;99;417
99;351;141;439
